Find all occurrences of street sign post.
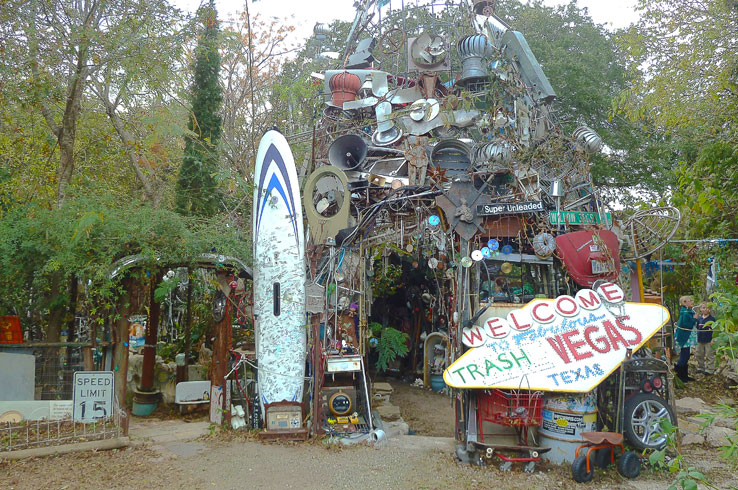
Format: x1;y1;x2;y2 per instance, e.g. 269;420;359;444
549;211;612;226
73;371;114;422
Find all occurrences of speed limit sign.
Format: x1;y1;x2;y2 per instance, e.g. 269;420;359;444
73;371;114;422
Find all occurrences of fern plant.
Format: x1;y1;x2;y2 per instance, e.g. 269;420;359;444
375;326;409;372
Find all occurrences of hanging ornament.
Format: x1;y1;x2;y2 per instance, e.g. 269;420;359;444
501;262;513;274
428;215;441;227
471;250;484;261
460;256;473;268
488;239;500;250
502;244;513;255
532;233;557;258
481;247;492;258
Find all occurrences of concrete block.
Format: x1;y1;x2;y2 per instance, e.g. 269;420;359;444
675;397;711;414
704;426;734;448
375;403;401;421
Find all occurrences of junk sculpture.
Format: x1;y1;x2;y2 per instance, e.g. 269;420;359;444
296;0;680;451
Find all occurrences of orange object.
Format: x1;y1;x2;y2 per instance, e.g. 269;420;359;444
0;316;23;343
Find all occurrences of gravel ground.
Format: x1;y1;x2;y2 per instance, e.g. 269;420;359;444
2;431;736;490
2;378;736;489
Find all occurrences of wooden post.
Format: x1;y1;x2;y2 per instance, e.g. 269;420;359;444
211;272;231;425
183;268;193;381
140;270;162;391
112;277;132;435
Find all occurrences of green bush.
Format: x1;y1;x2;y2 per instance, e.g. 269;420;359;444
375;326;409;373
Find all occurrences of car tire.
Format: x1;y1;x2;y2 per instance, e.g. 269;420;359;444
623;392;675;450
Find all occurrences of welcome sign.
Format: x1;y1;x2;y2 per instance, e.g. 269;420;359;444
444;283;669;392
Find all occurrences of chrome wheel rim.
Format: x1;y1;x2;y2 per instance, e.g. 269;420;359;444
630;399;670;446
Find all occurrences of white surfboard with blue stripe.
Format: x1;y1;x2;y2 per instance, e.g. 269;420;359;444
252;129;306;420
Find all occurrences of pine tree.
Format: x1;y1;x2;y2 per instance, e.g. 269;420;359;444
175;1;222;216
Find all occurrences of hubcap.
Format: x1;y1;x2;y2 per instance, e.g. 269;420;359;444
630;399;670;446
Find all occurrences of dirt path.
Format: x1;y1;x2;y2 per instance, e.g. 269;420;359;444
383;380;456;437
2;434;736;490
3;377;738;489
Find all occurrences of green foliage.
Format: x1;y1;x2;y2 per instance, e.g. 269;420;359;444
374;326;409;373
0;195;248;326
617;0;738;139
370;263;403;298
709;284;738;366
673;142;738;238
369;321;383;338
648;418;715;489
154;275;184;303
175;2;223;217
698;404;738;466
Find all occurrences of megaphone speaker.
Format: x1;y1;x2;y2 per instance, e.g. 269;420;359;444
328;134;368;171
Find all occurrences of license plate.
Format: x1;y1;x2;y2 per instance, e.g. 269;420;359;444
591;260;613;274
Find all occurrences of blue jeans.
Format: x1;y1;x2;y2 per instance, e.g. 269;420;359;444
676;346;691;367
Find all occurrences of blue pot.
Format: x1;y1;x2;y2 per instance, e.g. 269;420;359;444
132;400;157;416
430;375;446;392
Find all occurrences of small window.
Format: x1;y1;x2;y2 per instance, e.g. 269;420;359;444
273;282;280;316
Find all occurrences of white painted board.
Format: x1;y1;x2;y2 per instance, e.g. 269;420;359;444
444;283;669;392
0;351;35;401
252;129;307;418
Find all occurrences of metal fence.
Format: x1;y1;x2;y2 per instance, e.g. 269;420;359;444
0;340;124;453
1;343;110;400
0;406;125;452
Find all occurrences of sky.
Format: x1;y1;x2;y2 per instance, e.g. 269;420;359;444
177;0;641;46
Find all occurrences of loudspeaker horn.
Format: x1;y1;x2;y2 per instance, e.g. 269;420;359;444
328;134;368;171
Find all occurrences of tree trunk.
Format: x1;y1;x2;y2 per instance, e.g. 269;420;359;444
140;270;162;391
41;274;65;400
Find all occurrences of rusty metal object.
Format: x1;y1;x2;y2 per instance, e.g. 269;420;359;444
380;27;405;54
404;135;429;185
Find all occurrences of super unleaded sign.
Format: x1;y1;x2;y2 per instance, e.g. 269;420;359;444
476;200;544;216
443;283;669;392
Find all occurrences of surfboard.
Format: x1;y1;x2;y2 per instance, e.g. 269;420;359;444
252;129;306;421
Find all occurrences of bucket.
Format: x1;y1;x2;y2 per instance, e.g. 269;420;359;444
539;391;598;464
430;374;446;392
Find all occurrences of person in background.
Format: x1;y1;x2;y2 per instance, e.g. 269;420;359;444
696;302;716;375
674;295;698;382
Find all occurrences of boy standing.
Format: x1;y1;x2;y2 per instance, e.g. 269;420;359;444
696;302;716;375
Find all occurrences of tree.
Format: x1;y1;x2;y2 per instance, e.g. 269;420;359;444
89;0;191;205
175;1;223;216
673;141;738;237
0;0;192;342
496;0;678;204
219;10;301;184
615;0;738;242
617;0;738;140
